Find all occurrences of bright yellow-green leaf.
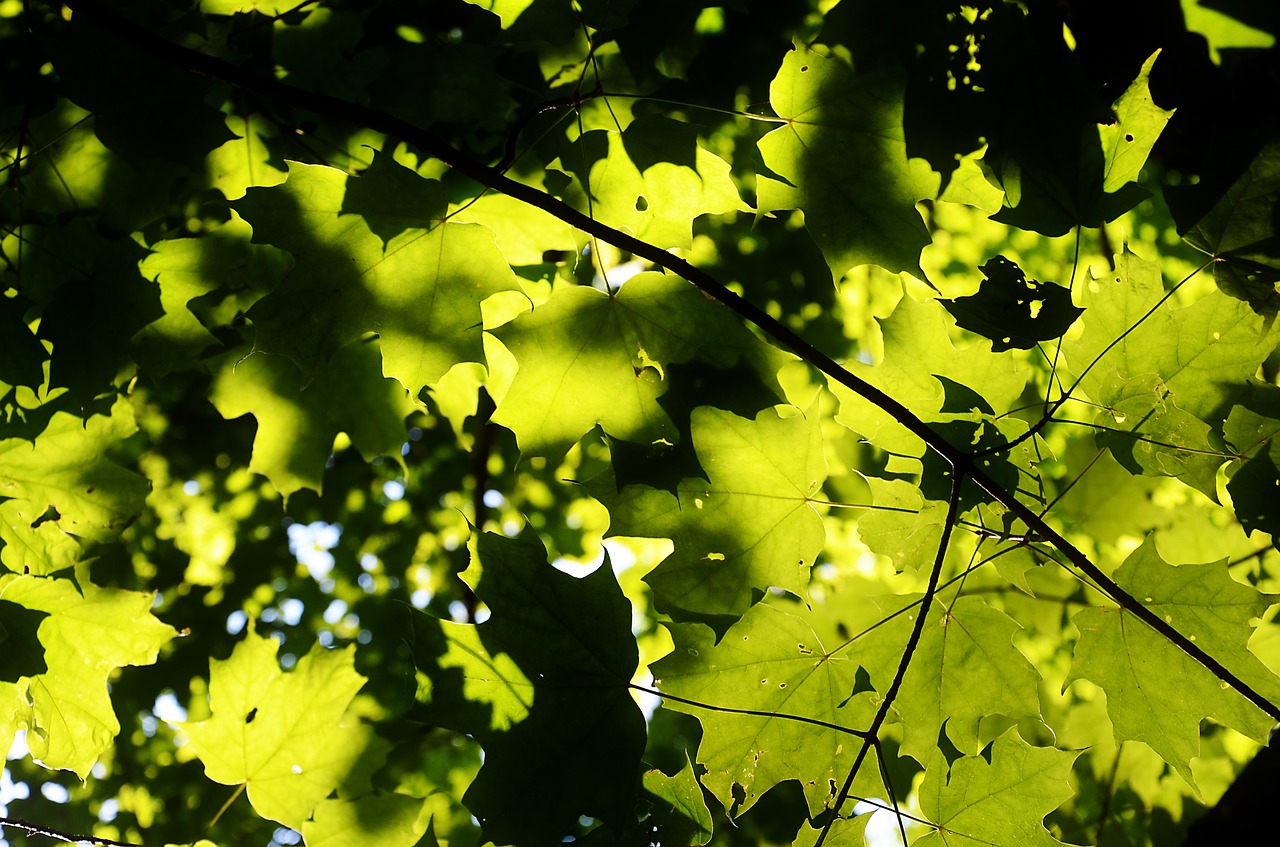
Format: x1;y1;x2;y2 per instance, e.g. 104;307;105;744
460;0;534;28
134;215;289;377
180;626;386;829
448;192;580;266
641;754;713;847
206;113;287;200
235;157;522;391
916;731;1077;847
1066;248;1274;419
492;272;768;460
0;572;176;777
549;116;745;249
832;292;1025;457
1065;538;1280;790
301;793;429;847
848;595;1043;762
208;339;415;498
0;396;150;551
1098;51;1175;192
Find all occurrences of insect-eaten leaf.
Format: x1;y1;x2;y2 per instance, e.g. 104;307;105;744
942;256;1082;352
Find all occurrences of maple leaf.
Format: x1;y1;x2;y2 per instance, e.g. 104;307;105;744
1065;247;1274;420
756;44;933;279
208;339;416;498
0;397;150;557
916;731;1077;847
598;405;826;618
408;528;645;846
180;626;388;829
1065;538;1280;791
548;116;745;249
235;154;522;391
0;571;176;778
848;595;1043;763
491;271;768;459
654;604;881;817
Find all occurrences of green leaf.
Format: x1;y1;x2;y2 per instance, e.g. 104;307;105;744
915;731;1077;847
134;215;290;378
942;256;1083;352
409;528;645;846
0;396;150;548
791;815;873;847
461;0;535;28
599;405;826;618
0;572;176;778
757;45;931;278
847;595;1043;763
301;793;429;847
448;192;581;266
1098;51;1175;193
10;222;160;405
209;340;415;498
236;157;521;390
1064;538;1280;790
491;272;767;460
1093;372;1227;500
653;604;880;817
1183;139;1280;316
205;113;288;201
641;755;713;847
832;292;1025;457
180;626;386;829
1065;247;1275;419
549;116;745;249
853;477;948;571
1224;382;1280;536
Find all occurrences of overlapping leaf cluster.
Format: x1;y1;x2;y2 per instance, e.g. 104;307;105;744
2;2;1280;847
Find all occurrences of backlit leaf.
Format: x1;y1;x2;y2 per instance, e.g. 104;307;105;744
208;340;415;499
0;572;176;778
916;731;1076;847
0;396;149;549
180;627;385;829
757;45;931;278
1064;538;1280;790
549;116;745;249
847;595;1043;763
654;604;880;817
236;156;521;390
492;272;768;460
600;405;826;618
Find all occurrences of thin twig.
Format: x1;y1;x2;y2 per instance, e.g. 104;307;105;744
0;816;144;847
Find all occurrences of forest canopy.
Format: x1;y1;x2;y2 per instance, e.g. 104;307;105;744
2;1;1280;847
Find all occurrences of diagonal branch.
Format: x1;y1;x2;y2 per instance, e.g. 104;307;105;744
815;470;964;847
63;0;1280;724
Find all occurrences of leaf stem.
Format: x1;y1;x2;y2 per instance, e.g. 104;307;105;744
207;782;245;832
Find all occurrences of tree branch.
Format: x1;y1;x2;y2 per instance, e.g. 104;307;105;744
815;471;964;847
63;0;1280;723
0;816;145;847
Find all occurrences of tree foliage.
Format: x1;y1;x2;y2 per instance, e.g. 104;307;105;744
2;2;1280;846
